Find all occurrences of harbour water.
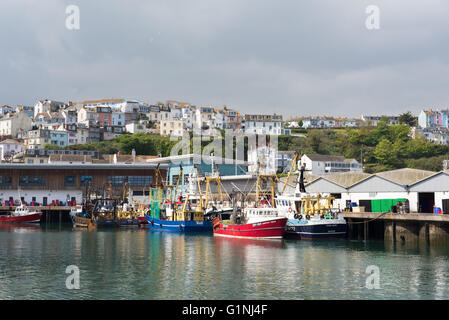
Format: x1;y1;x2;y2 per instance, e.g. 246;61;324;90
1;224;449;300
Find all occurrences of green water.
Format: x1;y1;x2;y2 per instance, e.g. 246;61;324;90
1;223;449;300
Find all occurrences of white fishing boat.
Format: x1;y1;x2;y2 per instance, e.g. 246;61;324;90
276;156;347;240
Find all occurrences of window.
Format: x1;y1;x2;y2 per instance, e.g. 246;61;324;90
64;176;77;187
107;176;127;186
129;176;153;187
0;176;12;186
81;176;92;186
19;176;45;186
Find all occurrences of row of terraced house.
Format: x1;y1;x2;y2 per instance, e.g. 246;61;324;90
0;98;293;162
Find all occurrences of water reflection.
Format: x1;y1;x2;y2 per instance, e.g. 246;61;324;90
1;228;449;299
0;223;41;233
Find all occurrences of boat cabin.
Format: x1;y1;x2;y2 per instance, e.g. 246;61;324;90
244;207;279;218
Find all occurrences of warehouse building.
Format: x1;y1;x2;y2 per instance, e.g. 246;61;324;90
279;168;449;213
0;162;168;207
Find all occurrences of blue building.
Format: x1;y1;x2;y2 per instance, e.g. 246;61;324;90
146;154;249;196
49;130;67;147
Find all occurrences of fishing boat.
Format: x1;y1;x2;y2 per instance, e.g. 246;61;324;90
276;155;347;240
212;207;287;239
71;198;118;229
145;165;213;232
116;202;139;227
0;205;43;223
71;203;96;229
211;157;287;240
145;193;213;232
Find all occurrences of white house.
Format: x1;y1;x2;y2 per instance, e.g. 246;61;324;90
0;139;25;161
301;154;363;175
34;100;66;118
243;114;290;135
0;111;33;138
125;122;147;134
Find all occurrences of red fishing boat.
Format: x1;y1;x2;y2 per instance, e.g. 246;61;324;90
0;205;43;223
212;207;287;239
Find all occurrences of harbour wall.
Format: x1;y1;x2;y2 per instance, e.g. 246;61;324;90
344;213;449;245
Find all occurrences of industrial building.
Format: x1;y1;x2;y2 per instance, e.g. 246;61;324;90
0;162;168;207
280;168;449;213
146;154;250;195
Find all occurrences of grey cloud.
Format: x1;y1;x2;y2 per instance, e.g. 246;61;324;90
1;0;449;117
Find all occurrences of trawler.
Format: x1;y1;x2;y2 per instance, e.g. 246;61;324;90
276;155;347;240
144;165;213;232
0;205;42;223
212;205;287;240
0;190;42;224
212;161;287;240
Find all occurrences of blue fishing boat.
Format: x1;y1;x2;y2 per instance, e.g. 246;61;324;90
145;215;212;232
145;191;213;232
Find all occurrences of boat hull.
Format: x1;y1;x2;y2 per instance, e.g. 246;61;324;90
213;218;287;239
73;215;96;229
95;219;117;228
145;215;212;232
117;218;139;227
284;219;347;240
138;216;149;226
0;212;42;223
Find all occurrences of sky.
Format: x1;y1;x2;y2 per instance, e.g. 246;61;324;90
1;0;449;118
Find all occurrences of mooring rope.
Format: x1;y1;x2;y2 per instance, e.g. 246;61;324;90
344;212;388;224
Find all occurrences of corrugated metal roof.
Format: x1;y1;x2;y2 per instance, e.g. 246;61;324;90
322;171;372;188
376;168;436;186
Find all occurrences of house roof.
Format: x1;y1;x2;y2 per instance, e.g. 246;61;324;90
81;99;123;104
303;154;346;162
35;112;51;119
0;139;23;145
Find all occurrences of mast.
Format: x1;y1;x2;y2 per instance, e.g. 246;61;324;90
194;165;203;211
298;163;306;193
281;152;299;194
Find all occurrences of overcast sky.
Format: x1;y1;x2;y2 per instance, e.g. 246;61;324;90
1;0;448;117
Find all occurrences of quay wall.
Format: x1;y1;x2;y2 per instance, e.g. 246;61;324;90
345;213;449;245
